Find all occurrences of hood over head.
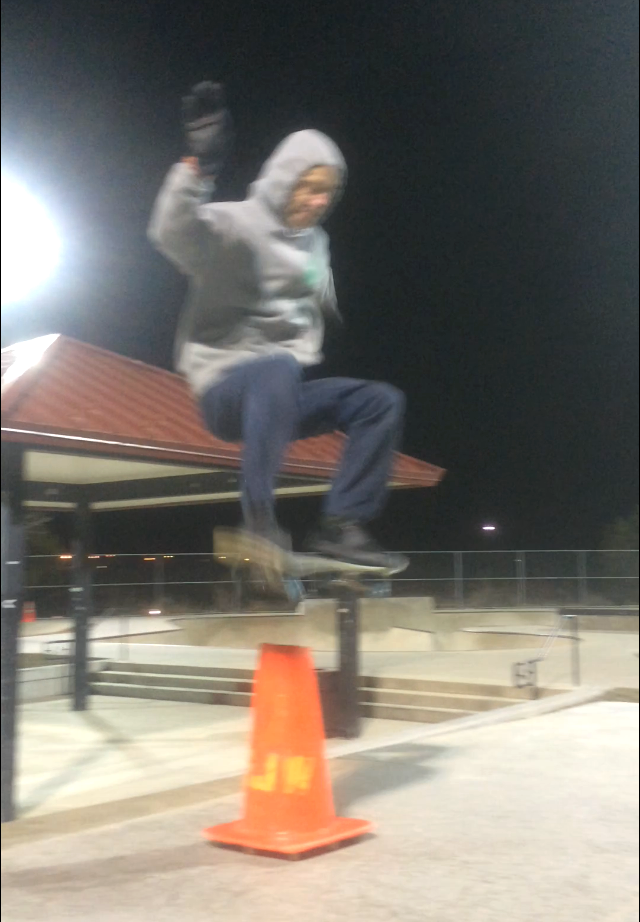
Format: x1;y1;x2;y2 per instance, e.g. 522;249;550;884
248;129;347;224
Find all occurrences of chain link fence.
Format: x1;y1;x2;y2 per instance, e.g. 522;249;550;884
23;549;639;617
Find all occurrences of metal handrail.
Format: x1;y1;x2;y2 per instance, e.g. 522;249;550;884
512;612;581;690
534;614;569;662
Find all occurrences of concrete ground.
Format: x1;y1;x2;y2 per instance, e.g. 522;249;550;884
14;697;423;818
2;702;638;922
12;618;637;823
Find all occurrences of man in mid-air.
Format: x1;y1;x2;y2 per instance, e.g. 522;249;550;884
149;82;407;578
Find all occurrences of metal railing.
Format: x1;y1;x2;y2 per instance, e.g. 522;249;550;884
23;548;639;617
512;612;581;690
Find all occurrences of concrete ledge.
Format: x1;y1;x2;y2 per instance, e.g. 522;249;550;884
436;625;575;652
328;686;612;759
18;665;72;702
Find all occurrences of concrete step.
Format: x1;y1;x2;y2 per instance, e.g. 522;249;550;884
360;675;560;700
359;687;523;712
93;670;253;694
360;702;474;723
92;681;477;724
91;662;561;722
100;662;559;701
101;662;255;680
91;676;519;723
90;681;252;707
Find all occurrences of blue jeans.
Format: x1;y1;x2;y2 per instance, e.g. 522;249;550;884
199;354;405;527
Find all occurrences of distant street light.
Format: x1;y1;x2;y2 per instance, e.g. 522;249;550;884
1;173;61;306
481;525;497;532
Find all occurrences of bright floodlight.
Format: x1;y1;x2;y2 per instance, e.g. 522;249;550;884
1;173;61;306
482;525;497;532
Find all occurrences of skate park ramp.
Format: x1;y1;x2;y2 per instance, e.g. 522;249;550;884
115;601;636;653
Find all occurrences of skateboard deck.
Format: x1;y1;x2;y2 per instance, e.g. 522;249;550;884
213;527;395;594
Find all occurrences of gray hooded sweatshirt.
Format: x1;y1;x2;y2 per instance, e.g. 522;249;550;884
148;130;347;396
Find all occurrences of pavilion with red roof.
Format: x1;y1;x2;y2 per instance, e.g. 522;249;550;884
2;335;444;510
0;333;445;822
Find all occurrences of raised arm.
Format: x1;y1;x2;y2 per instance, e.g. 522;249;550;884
147;82;233;276
148;159;215;275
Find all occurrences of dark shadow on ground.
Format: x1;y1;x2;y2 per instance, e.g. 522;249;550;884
332;742;456;812
18;711;153;814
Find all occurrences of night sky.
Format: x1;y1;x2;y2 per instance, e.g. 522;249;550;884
2;1;638;553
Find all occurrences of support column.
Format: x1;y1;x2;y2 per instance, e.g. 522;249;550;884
335;585;361;739
1;446;25;823
454;551;464;608
71;496;94;712
153;556;165;612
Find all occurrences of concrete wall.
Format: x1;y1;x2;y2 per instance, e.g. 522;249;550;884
174;600;436;652
18;664;72;702
445;611;637;633
167;601;565;653
89;601;637;654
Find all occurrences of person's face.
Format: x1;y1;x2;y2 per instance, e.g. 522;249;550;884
284;166;340;229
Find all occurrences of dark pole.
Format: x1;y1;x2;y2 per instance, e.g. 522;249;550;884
454;552;464;608
1;446;25;823
153;556;164;612
577;552;588;605
335;584;361;739
71;495;93;711
566;614;581;687
516;552;527;607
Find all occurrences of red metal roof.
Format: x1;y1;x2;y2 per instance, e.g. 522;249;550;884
1;335;445;488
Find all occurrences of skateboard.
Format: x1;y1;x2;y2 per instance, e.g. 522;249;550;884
213;527;396;596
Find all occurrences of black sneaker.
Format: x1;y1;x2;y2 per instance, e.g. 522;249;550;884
303;517;408;574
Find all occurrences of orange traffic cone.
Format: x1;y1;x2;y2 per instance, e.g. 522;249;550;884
203;644;373;856
22;601;36;623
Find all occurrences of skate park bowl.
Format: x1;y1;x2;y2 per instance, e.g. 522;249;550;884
114;600;637;654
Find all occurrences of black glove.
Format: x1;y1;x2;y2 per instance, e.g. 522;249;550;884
182;81;234;179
